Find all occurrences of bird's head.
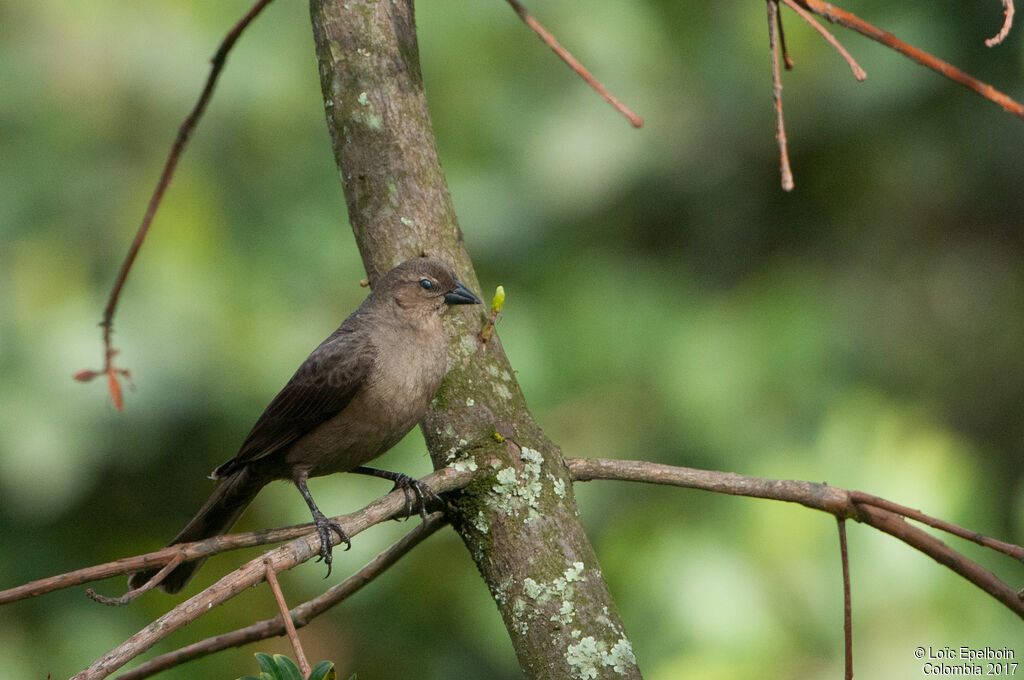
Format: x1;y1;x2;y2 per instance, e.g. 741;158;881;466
381;258;481;315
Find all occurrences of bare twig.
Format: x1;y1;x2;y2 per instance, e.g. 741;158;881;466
781;0;866;80
503;0;643;127
566;457;1024;618
837;518;853;680
776;6;795;69
264;559;310;678
850;491;1024;562
76;0;276;410
766;0;795;191
795;0;1024;120
67;466;478;680
84;554;184;606
986;0;1015;47
0;466;475;606
115;514;446;680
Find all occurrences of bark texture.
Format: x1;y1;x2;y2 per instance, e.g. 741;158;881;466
308;1;642;678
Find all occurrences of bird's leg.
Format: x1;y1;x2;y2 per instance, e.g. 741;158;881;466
349;466;441;521
293;474;350;578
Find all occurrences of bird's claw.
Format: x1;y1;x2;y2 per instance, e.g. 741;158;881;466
312;512;350;578
389;473;442;522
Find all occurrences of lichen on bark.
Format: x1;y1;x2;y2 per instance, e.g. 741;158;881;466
309;1;642;676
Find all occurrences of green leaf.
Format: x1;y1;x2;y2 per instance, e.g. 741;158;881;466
254;653;278;677
272;654;303;680
307;660;336;680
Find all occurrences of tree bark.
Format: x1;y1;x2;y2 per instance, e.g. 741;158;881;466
308;1;642;677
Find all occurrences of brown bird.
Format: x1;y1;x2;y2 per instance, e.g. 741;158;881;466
129;258;480;593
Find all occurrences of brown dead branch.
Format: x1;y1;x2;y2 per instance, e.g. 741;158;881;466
76;0;276;411
503;0;643;127
114;514;446;680
767;0;795;191
986;0;1015;46
567;457;1024;619
796;0;1024;120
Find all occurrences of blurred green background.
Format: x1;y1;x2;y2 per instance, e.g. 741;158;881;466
2;0;1023;678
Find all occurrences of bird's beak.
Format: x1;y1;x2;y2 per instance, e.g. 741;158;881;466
444;279;482;305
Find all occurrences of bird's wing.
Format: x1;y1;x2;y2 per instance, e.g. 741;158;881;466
215;329;375;476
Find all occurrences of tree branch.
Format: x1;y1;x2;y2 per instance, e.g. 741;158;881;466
0;466;474;606
61;467;477;680
567;457;1024;619
795;0;1024;120
75;0;277;411
503;0;643;127
114;514;446;680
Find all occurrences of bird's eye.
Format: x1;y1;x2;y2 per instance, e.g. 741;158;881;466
419;278;434;290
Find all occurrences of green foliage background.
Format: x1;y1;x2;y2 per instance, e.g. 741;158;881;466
2;0;1022;678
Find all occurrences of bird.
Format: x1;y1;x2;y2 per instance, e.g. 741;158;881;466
128;257;481;593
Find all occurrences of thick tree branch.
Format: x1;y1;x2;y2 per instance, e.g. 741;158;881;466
308;1;643;677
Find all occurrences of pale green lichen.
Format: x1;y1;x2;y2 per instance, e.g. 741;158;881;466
357;91;370;105
453;458;478;473
493;382;513;400
472;510;489;534
551;599;575;625
551;476;567;498
607;638;637;674
565;635;636;679
489;447;546;520
400;216;414;227
465;397;475;407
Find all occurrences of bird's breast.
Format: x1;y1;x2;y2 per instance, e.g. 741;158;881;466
285;325;447;477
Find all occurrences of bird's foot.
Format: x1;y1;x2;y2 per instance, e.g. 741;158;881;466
387;472;442;522
312;510;350;578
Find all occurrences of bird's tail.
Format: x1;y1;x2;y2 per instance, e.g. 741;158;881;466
128;468;261;594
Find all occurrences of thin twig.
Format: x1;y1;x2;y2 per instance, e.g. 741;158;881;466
776;5;795;69
850;491;1024;562
115;514;447;680
986;0;1015;47
567;457;1024;618
0;465;475;606
84;554;184;606
264;559;310;678
781;0;866;80
796;0;1024;120
77;0;276;410
766;0;795;191
837;518;853;680
66;467;478;680
503;0;643;127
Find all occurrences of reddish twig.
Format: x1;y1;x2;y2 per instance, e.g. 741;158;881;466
781;0;866;80
986;0;1015;47
796;0;1024;120
837;518;853;680
503;0;643;128
114;514;446;680
263;559;310;678
776;5;795;69
77;0;276;410
766;0;795;191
